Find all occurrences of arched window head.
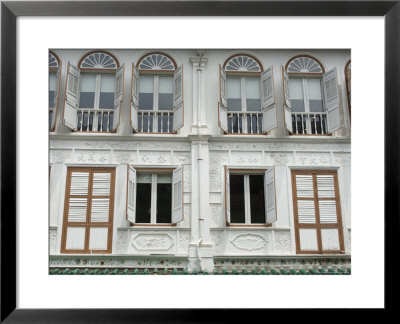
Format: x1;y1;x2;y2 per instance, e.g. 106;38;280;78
79;51;119;70
224;55;262;72
286;55;324;73
138;53;176;71
49;52;59;68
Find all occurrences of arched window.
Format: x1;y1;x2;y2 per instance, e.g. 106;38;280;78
130;52;183;134
345;60;351;120
218;54;277;135
282;55;342;135
62;51;124;132
49;51;61;131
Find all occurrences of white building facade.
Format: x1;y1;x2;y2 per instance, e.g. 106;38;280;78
49;49;351;274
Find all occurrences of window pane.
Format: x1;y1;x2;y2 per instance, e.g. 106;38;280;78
307;78;324;112
79;74;96;108
245;77;261;111
99;74;115;109
227;77;242;111
49;72;57;108
289;79;305;112
158;76;173;110
139;75;154;110
156;174;172;223
230;174;245;223
249;175;265;223
136;174;152;223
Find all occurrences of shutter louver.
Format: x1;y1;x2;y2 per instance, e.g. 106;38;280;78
282;66;293;133
261;66;277;133
50;63;62;131
112;64;124;132
323;68;342;133
225;166;231;224
173;65;184;132
126;165;136;223
219;65;228;133
63;62;80;130
171;166;183;224
265;167;277;225
68;198;88;222
130;63;139;132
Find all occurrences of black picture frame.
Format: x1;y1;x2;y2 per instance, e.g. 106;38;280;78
1;0;398;322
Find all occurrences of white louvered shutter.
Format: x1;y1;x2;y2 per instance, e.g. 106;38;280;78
112;64;124;132
50;63;62;131
173;65;184;132
63;62;80;130
172;166;183;224
225;167;231;224
282;66;293;133
219;64;227;108
261;66;277;133
126;165;136;223
323;68;342;133
265;168;277;225
219;103;228;133
130;64;139;132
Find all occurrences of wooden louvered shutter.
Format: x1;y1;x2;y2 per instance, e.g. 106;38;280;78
112;64;124;132
323;68;342;133
63;62;80;130
126;165;136;223
173;65;184;132
171;166;183;224
264;167;277;225
261;66;277;133
292;170;344;254
131;63;139;132
282;66;293;133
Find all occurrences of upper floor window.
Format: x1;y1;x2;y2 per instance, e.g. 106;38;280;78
282;55;342;135
218;55;277;135
130;53;183;134
49;51;61;131
126;166;184;225
345;60;351;120
62;51;124;132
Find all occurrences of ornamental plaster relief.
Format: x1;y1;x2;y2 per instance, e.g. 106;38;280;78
209;142;350;152
177;204;191;228
210;204;222;227
230;233;267;251
269;152;293;166
131;233;175;251
230;151;262;165
73;150;111;163
138;151;171;164
50;149;73;163
333;153;351;166
183;165;191;192
273;230;292;253
49;229;57;254
209;163;222;192
173;152;191;164
116;230;129;254
209;151;228;164
178;231;190;253
112;150;137;164
296;152;331;166
210;231;225;254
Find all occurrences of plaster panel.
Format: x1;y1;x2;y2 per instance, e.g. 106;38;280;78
73;150;111;164
129;232;176;254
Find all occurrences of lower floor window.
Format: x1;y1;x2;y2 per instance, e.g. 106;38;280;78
291;170;345;254
225;168;276;226
61;167;115;254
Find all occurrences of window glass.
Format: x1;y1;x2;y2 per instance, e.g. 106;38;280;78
49;71;57;108
289;78;305;112
158;76;173;110
136;174;152;223
249;175;266;223
139;75;154;110
245;77;261;111
79;74;96;108
99;74;115;109
307;78;324;112
230;174;245;223
227;77;242;111
156;174;172;223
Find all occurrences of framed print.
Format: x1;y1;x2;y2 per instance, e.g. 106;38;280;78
1;0;399;322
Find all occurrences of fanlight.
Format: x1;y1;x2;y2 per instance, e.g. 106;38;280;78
138;54;175;71
80;52;118;69
49;52;59;68
287;56;323;73
225;55;261;72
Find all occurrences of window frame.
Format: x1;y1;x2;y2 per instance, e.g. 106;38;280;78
226;74;262;113
291;169;345;254
60;167;116;254
224;167;275;227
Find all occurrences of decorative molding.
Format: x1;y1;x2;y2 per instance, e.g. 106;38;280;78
209;163;222;192
334;153;351;166
73;150;110;164
131;233;174;251
112;151;137;164
50;149;73;163
49;230;57;253
296;152;331;166
231;151;262;165
210;204;221;227
138;151;171;164
210;231;224;252
273;231;291;253
178;231;190;252
231;233;267;251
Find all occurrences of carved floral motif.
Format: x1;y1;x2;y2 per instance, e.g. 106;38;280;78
131;233;174;251
274;231;291;253
231;234;267;251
